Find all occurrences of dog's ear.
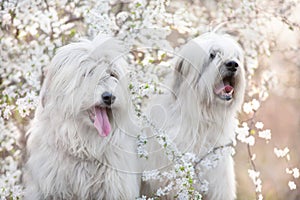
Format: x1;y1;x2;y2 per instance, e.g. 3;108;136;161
39;39;93;108
172;40;210;97
41;89;47;108
175;59;184;75
40;68;51;108
172;58;186;98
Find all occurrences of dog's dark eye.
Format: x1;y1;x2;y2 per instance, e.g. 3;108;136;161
210;52;216;60
110;71;118;79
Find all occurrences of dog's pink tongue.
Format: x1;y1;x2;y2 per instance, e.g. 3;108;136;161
94;107;111;137
224;85;233;93
215;83;234;94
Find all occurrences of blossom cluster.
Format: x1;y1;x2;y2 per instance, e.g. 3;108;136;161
274;147;300;190
0;122;24;199
1;0;300;199
248;169;263;200
137;133;149;159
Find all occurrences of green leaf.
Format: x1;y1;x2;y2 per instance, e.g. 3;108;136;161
70;28;76;37
129;83;133;90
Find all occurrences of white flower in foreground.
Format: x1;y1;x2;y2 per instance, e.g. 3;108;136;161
11;185;24;199
3;104;15;120
137;134;149;159
236;122;255;146
156;188;165;197
0;186;10;199
248;169;259;180
274;147;289;158
136;195;147;200
251;99;260;110
243;99;260;114
288;181;297;190
142;169;160;181
292;168;300;179
287;168;300;179
258;129;271;141
247;135;255;146
198;179;209;193
251;153;256;161
248;169;263;193
255;121;264;129
243;102;252;114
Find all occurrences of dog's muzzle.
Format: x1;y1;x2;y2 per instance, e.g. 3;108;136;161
87;91;115;137
225;60;239;72
102;91;116;106
214;60;239;101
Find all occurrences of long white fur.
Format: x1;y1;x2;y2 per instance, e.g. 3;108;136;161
24;35;141;199
143;32;246;200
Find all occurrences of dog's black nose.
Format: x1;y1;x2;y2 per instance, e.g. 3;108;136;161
102;92;116;105
225;61;239;72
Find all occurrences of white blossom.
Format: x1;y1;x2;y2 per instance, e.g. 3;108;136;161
258;129;271;142
2;104;15;120
137;134;149;159
292;168;300;179
236;122;255;146
243;102;253;114
243;99;260;114
142;169;161;181
258;194;264;200
251;154;256;161
274;147;290;158
255;122;264;130
288;181;297;190
248;169;263;194
286;167;300;179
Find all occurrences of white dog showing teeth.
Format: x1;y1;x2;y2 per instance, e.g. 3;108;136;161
142;32;246;200
214;82;235;100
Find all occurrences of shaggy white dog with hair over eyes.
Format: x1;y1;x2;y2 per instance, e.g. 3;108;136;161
24;35;140;199
143;32;246;200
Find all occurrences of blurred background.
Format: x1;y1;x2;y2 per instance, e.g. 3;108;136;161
0;0;299;199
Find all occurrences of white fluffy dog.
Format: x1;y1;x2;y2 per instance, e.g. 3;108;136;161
24;35;140;199
143;32;246;199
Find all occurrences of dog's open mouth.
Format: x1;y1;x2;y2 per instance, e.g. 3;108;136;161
214;75;235;101
88;106;112;137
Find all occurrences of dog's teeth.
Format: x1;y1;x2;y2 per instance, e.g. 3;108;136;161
219;89;233;101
